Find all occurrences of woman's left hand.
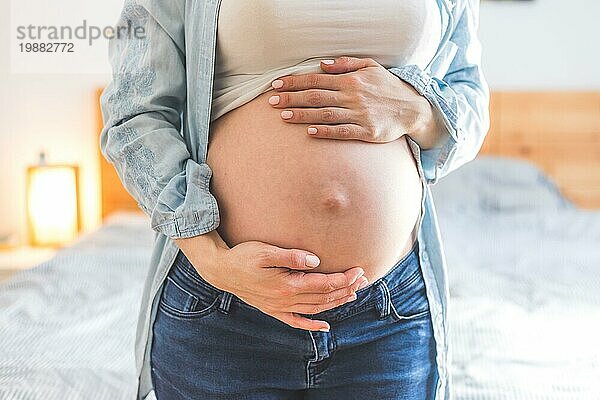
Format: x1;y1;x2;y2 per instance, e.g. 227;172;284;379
268;56;441;145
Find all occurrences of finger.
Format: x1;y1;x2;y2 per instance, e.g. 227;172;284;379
289;292;359;315
271;311;331;332
290;266;365;294
295;276;369;304
319;56;381;74
279;107;358;125
271;73;344;92
306;124;369;141
268;89;345;109
259;245;321;270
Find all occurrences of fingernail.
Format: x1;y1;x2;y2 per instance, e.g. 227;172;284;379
281;110;293;119
347;293;357;302
271;79;284;89
319;325;330;332
321;59;335;65
307;127;318;135
358;278;369;289
305;254;321;267
268;95;280;105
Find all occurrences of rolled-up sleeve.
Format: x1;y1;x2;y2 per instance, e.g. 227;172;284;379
99;0;220;238
388;0;490;184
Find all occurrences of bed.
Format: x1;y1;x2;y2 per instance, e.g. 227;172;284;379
0;212;153;399
1;154;598;399
433;157;600;399
1;87;599;398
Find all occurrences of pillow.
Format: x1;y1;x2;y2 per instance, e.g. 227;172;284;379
430;156;574;214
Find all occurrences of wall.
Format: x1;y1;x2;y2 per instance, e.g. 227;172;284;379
0;0;599;245
0;0;123;245
479;0;600;90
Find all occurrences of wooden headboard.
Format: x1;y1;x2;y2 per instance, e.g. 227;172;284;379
96;87;145;219
481;91;600;209
96;88;600;218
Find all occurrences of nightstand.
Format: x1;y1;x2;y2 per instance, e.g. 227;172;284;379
0;246;57;282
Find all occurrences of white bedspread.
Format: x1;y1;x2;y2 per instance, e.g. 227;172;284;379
0;157;598;399
433;157;600;400
0;213;154;399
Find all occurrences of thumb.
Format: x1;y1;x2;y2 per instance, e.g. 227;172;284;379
319;56;379;73
262;245;321;270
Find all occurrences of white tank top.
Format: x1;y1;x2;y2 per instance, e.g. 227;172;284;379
210;0;442;122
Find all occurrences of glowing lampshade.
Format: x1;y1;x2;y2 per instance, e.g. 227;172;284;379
26;156;80;247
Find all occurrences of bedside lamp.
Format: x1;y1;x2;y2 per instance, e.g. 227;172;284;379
26;151;81;247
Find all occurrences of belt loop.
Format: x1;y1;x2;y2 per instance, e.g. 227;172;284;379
217;291;233;314
376;281;392;319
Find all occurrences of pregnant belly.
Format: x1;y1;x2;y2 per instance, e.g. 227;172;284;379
207;89;423;282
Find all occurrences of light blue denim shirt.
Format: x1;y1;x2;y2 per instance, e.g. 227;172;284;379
99;0;490;399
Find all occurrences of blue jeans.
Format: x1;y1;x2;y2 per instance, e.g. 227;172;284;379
150;241;438;399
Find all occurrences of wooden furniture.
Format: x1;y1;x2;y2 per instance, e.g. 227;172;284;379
96;88;145;219
481;91;600;209
96;88;600;212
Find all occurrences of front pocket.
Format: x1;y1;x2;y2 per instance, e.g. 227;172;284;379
387;268;431;322
158;276;221;319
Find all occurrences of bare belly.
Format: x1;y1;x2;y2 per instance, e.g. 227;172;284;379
207;89;423;283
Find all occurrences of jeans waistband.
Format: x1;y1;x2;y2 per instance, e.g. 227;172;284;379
298;240;421;322
172;240;421;322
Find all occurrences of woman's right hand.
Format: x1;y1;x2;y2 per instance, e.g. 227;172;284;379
175;232;368;332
